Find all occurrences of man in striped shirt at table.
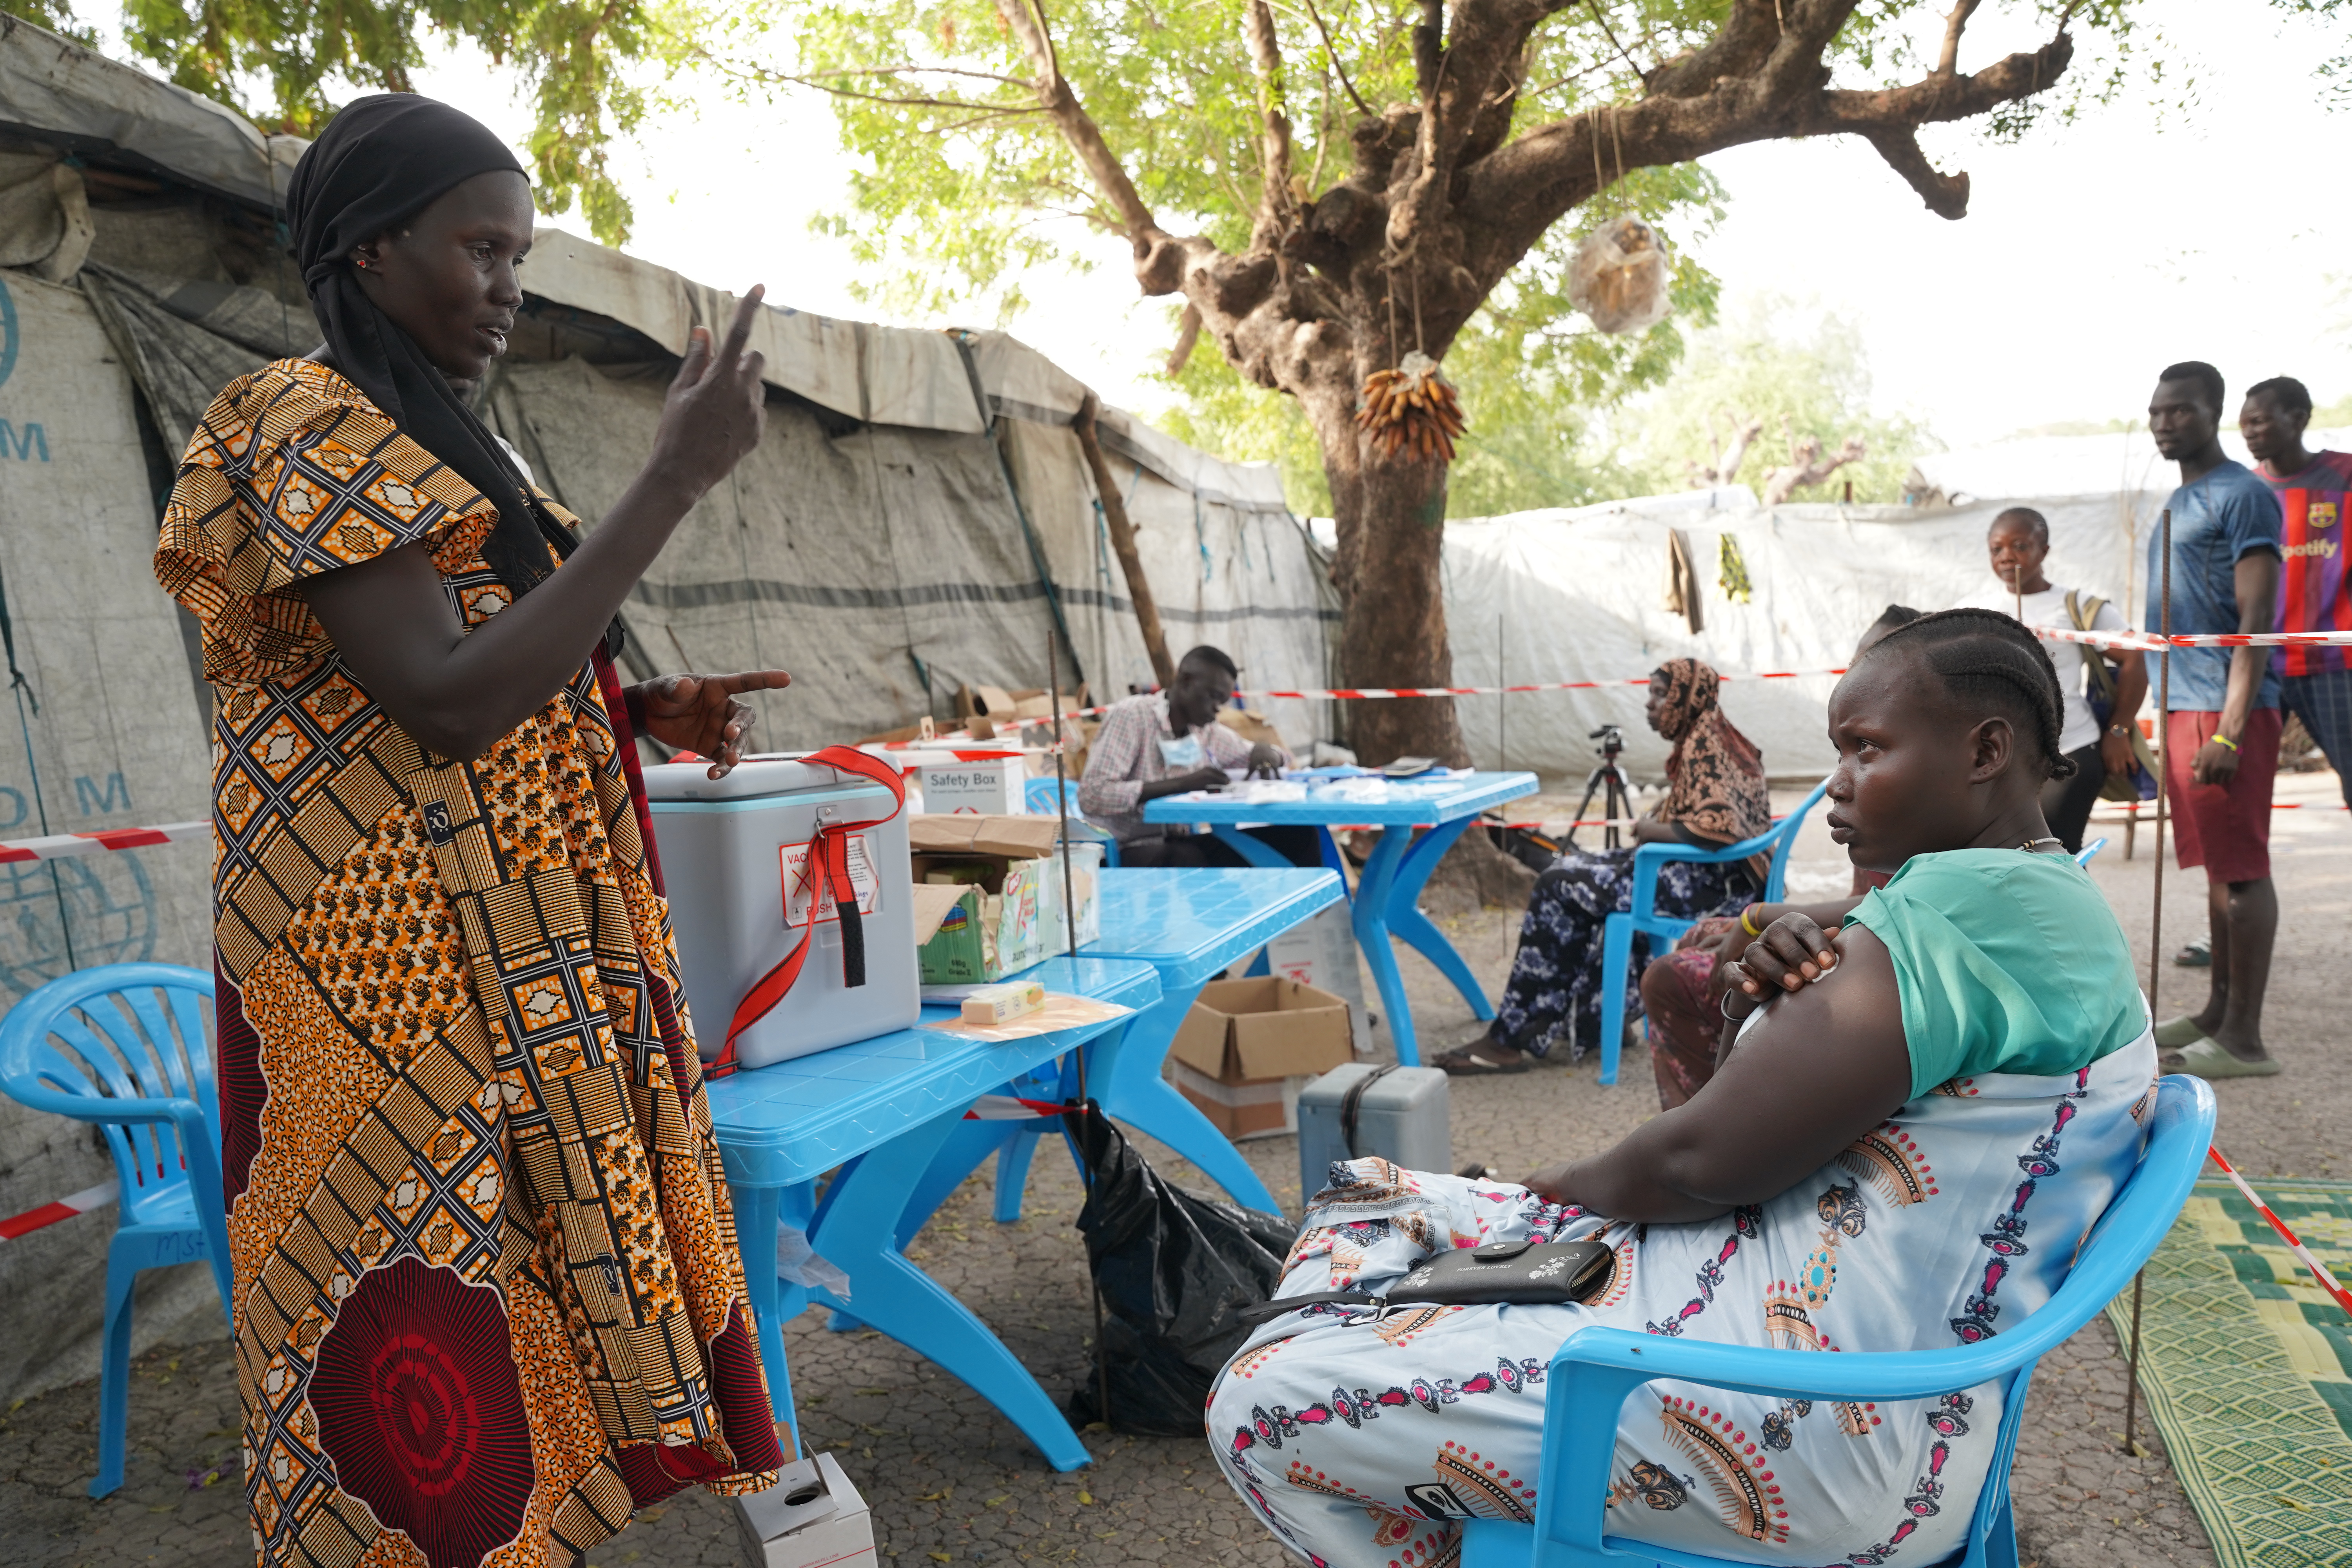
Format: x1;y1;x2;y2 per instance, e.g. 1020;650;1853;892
1078;644;1308;868
2241;375;2352;809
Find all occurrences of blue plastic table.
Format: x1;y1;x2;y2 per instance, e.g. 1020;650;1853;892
704;954;1161;1471
969;866;1344;1221
1144;770;1539;1065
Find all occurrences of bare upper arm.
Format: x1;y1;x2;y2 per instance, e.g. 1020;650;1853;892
1650;925;1914;1207
295;543;473;743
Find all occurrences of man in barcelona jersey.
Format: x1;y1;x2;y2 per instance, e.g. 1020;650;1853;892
2240;375;2352;810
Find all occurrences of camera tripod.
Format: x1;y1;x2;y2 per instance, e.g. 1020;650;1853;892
1564;724;1635;851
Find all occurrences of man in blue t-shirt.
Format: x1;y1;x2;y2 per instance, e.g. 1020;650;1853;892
2144;360;2284;1080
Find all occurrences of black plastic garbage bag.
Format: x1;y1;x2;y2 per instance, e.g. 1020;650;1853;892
1064;1104;1296;1436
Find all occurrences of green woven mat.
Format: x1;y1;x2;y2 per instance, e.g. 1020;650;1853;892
2103;1177;2352;1567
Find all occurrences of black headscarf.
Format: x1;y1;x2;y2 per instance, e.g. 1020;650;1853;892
287;93;574;601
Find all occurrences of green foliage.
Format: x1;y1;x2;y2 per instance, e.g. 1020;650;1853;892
2;0;100;44
696;0;2141;508
1613;294;1935;503
11;0;652;242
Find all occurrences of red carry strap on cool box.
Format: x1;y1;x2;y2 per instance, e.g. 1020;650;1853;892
706;745;908;1079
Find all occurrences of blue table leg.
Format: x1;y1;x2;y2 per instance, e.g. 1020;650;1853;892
893;1114;1034;1249
1091;995;1281;1215
1349;823;1421;1064
1387;818;1495;1022
728;1179;803;1445
805;1112;1093;1471
1206;825;1295;870
993;1135;1039;1223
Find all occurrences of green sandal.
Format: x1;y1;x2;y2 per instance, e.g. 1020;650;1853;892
2162;1036;2281;1080
2153;1014;2209;1049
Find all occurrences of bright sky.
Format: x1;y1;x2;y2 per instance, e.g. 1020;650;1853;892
406;0;2350;453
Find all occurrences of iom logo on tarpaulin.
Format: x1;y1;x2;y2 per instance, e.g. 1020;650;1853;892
0;276;46;463
0;274;16;389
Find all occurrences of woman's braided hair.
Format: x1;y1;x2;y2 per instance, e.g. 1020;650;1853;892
1858;607;2078;780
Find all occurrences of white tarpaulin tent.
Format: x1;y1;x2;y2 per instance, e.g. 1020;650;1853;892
1430;483;2184;787
0;14;1334;1405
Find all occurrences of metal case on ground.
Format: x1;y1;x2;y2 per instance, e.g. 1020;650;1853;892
643;757;917;1070
1295;1062;1451;1198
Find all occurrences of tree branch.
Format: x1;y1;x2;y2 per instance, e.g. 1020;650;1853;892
1936;0;1982;76
1243;0;1299;250
1457;5;2071;274
1165;303;1203;374
990;0;1185;289
1861;126;1967;216
1299;0;1376;118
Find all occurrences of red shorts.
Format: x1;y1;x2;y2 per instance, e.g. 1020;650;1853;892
2164;708;2282;884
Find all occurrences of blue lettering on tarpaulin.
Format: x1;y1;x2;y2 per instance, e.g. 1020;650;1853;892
0;786;23;831
73;772;132;815
0;274;16;389
0;421;45;463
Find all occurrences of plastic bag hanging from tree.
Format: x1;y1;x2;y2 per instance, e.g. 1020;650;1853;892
1568;214;1673;335
1063;1104;1294;1435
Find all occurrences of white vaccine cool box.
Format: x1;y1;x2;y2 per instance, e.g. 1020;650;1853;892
643;756;918;1070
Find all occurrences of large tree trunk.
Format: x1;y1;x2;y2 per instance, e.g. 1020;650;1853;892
1316;407;1466;766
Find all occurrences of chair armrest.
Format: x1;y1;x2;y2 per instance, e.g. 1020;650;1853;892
4;1077;199;1128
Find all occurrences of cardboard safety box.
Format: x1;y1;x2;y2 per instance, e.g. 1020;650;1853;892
909;815;1101;982
733;1450;877;1568
916;750;1027;815
1167;976;1355;1140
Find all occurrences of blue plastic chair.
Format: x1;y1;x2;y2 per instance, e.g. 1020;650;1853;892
1023;775;1120;865
0;963;232;1498
1461;1073;2216;1568
1597;778;1831;1085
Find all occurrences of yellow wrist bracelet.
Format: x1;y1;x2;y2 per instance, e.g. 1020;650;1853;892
2212;733;2239;753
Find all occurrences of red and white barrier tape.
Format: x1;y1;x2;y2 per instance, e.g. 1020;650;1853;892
961;1094;1073;1120
2207;1145;2352;1318
2040;627;2352;653
0;1179;119;1242
0;822;207;864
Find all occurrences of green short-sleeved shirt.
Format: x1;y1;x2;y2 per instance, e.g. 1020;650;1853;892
1846;848;2146;1100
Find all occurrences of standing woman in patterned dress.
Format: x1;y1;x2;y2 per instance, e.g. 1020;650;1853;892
154;95;794;1568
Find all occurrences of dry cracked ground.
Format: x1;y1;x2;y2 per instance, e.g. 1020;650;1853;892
4;773;2342;1568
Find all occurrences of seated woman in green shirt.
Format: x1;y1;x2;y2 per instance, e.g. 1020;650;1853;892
1207;609;2156;1568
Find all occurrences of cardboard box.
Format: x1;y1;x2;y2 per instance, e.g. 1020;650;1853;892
1254;903;1373;1056
1216;707;1287;753
1167;977;1354;1139
918;752;1027;815
733;1450;877;1568
910;816;1101;982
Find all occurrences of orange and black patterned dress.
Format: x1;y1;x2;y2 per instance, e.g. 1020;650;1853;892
155;359;783;1568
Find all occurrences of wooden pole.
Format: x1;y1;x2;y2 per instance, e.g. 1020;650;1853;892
2124;505;2172;1459
1075;392;1177;689
1051;632;1112;1430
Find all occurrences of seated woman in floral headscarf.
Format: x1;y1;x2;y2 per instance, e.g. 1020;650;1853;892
1434;657;1770;1074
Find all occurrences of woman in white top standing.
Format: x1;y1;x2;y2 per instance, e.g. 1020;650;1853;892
1962;506;2149;850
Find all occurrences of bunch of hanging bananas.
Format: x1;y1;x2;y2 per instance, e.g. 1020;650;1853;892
1355;351;1466;463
